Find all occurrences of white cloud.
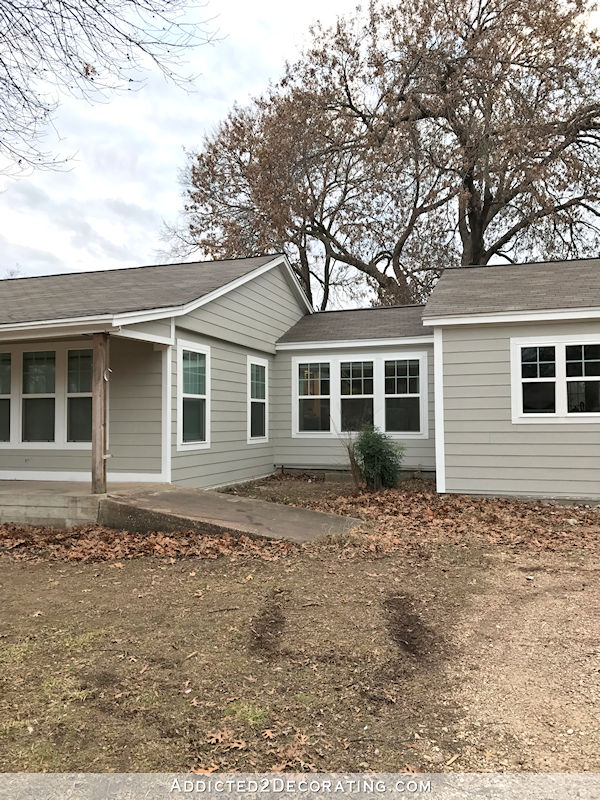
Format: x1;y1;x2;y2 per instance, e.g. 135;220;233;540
0;0;355;277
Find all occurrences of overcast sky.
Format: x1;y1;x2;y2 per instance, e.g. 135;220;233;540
0;0;355;278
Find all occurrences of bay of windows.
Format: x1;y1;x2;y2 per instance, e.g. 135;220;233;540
0;345;93;446
514;339;600;420
295;353;427;437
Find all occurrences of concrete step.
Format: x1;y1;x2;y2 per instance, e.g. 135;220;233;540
0;494;100;528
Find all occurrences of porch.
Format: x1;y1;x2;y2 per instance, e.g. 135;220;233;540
0;330;168;488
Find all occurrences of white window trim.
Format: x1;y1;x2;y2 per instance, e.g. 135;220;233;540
291;351;429;439
510;334;600;424
247;356;269;444
65;348;93;444
176;339;211;451
0;340;94;450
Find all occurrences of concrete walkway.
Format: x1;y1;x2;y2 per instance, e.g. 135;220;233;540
103;484;361;543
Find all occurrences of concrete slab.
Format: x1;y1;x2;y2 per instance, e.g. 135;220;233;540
0;480;361;542
103;485;361;543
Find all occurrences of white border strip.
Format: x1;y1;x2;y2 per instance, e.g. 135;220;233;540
433;328;445;493
276;336;433;351
0;471;166;483
161;342;173;481
423;306;600;327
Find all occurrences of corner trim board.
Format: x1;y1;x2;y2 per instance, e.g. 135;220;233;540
433;327;446;493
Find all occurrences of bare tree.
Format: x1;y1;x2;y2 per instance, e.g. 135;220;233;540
177;0;600;306
0;0;214;172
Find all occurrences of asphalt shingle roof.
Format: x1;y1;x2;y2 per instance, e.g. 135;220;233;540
0;255;277;325
423;258;600;319
277;305;426;343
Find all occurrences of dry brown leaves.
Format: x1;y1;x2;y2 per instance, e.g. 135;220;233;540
301;484;600;556
0;523;297;563
1;481;599;563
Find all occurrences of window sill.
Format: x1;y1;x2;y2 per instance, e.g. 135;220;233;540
512;414;600;424
0;442;92;450
247;436;269;445
292;430;428;439
176;441;210;451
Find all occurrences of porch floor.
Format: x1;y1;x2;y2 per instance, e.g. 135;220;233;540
0;481;360;543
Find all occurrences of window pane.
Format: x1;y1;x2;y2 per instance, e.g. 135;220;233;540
22;397;55;441
341;397;374;431
385;397;420;432
250;401;266;437
298;363;328;396
299;398;330;431
586;361;600;377
385;360;419;395
68;349;92;393
23;351;55;394
67;396;92;442
566;344;600;377
522;383;555;414
183;397;206;442
183;351;206;395
584;344;600;360
341;362;373;396
0;353;10;395
521;346;555;379
567;381;600;413
250;364;266;400
0;398;9;441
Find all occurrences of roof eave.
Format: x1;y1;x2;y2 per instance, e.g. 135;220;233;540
422;306;600;326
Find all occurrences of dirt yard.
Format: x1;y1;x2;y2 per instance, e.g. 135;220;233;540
0;475;599;772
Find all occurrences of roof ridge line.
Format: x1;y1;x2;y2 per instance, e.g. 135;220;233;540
1;253;281;283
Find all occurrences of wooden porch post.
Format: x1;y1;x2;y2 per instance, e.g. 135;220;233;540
92;333;109;494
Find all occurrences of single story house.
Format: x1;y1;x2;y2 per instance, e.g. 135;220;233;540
0;254;598;498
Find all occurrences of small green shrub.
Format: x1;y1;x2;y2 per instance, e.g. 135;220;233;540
354;425;404;491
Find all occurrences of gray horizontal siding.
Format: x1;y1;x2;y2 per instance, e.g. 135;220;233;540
272;344;436;471
107;338;163;475
442;319;600;498
0;452;91;471
177;265;306;354
171;330;275;488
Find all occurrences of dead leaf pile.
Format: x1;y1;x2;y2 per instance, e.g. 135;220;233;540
302;484;600;555
0;523;297;562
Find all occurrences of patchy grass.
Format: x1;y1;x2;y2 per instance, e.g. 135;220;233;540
0;474;599;772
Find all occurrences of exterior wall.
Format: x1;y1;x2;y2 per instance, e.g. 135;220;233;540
272;343;436;471
170;330;275;488
108;338;163;476
178;265;306;354
440;319;600;498
0;337;163;479
170;263;308;488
